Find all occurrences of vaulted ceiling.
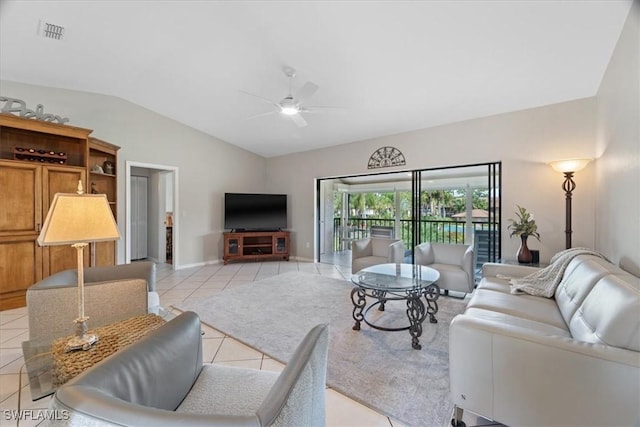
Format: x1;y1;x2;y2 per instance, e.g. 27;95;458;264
0;1;633;157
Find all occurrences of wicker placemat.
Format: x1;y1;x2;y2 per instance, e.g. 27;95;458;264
51;314;166;386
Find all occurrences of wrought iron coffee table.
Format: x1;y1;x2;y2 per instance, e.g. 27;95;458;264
351;263;440;350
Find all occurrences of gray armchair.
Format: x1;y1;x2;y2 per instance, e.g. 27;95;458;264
414;242;475;295
26;261;158;343
47;311;329;427
351;237;404;273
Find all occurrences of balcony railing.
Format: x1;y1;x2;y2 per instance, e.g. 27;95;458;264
333;217;491;251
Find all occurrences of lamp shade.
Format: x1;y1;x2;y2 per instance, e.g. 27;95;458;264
548;158;592;173
38;193;121;246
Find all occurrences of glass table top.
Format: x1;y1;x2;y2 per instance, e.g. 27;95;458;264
351;263;440;292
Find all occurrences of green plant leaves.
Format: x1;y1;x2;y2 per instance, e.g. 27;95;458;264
507;205;540;240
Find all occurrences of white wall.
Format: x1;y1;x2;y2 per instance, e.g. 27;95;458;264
0;80;267;268
267;98;598;263
595;1;640;276
266;3;638;271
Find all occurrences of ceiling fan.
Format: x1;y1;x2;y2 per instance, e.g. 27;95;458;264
241;66;339;127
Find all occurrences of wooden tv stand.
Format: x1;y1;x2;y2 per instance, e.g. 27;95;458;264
223;231;290;264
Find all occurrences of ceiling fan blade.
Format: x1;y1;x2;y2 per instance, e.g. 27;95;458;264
300;106;345;114
238;90;280;109
288;113;308;127
296;81;319;101
245;111;277;121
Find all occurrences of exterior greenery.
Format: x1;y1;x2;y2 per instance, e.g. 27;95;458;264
333;188;491;247
334;189;489;220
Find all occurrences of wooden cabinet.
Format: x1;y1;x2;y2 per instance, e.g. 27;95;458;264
0;161;88;309
0;114;118;310
223;231;290;264
41;164;89;277
88;137;119;266
0;161;41;310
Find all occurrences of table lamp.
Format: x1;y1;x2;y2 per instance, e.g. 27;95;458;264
548;158;592;249
37;181;121;351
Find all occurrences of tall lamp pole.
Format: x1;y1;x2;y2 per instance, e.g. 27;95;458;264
549;158;592;249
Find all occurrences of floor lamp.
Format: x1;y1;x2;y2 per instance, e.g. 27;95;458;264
548;158;592;249
37;181;120;351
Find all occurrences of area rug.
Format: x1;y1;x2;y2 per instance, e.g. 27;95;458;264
174;271;467;427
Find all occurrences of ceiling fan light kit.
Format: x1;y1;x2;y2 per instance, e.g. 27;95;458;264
279;97;300;115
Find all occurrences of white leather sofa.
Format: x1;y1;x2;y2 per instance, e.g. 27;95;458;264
449;253;640;427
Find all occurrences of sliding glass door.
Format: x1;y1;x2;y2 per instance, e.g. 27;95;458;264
411;163;501;275
317;162;501;272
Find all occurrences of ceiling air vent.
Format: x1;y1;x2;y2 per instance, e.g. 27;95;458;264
38;19;65;40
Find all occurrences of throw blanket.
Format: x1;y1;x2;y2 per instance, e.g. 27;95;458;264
509;248;609;297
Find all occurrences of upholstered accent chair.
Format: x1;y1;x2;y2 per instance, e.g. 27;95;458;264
26;261;158;343
47;311;329;427
414;242;475;295
351;237;405;273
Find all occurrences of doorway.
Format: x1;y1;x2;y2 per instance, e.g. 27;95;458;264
125;161;179;268
316;162;501;273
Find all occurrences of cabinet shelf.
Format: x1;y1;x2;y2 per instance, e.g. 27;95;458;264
13;147;68;164
90;171;116;178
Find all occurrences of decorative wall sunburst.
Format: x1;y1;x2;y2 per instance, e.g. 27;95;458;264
367;146;406;169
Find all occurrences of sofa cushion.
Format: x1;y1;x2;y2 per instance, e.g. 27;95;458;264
177;365;278;415
569;274;640;351
554;258;613;326
466;289;567;330
464;308;571;337
476;275;511;293
481;263;541;280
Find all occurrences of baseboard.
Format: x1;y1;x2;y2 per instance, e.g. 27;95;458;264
174;259;221;270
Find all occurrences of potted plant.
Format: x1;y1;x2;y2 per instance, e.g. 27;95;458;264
507;205;540;263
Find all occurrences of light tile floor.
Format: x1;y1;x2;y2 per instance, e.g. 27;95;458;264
0;260;498;427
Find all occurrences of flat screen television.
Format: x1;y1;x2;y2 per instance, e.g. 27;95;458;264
224;193;287;231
